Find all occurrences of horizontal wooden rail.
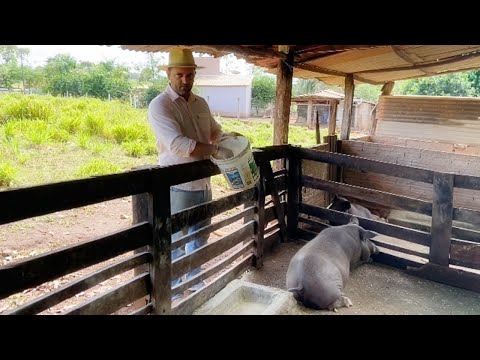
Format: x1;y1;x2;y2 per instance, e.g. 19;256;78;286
0;168;152;225
172;206;255;251
454;174;480;191
253;145;290;161
65;273;151;315
294;147;434;183
172;254;253;315
171;221;255;279
0;222;152;299
371;238;429;259
301;204;432;246
6;252;151;315
450;239;480;270
302;176;433;215
171;188;255;233
172;240;254;296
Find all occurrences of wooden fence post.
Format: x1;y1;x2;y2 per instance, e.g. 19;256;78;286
253;160;266;269
150;182;172;315
287;150;300;241
429;172;454;266
131;192;151;310
315;110;321;144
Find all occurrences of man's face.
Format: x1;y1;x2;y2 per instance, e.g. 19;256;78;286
168;67;196;97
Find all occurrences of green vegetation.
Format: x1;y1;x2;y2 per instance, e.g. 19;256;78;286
0;94;321;190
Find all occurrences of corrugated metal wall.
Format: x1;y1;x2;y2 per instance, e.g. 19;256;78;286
376;95;480;145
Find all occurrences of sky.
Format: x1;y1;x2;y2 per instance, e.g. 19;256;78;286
20;45;153;68
18;45;252;74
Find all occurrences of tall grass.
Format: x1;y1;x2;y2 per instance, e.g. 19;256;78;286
0;94;319;190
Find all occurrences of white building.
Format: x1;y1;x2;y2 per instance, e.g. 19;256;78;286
194;57;252;119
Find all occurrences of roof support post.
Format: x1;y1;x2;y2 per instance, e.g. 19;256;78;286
273;50;294;146
340;74;355;140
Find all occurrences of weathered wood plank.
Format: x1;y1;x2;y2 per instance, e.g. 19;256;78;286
298;216;328;234
65;273;150;315
172;255;253;315
0;168;152;225
171;188;255;233
264;228;282;251
132;192;150;294
373;252;424;270
273;51;294;146
149;182;171;315
254;164;266;269
340;74;354;140
453;207;480;228
294;147;434;184
172;206;255;252
406;263;480;293
263;160;287;242
252;146;290;162
450;240;480;270
302;176;433;216
301;204;432;246
328;101;338;136
172;240;254;296
429;173;454;266
0;222;151;300
371;239;429;259
342;140;480;177
6;252;150;315
129;302;153;315
265;202;287;224
388;217;480;244
171;221;255;279
266;173;287;194
287;153;300;241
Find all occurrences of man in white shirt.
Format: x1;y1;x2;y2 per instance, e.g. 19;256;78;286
148;48;234;300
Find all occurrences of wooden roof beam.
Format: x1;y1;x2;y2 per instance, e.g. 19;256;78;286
358;50;480;74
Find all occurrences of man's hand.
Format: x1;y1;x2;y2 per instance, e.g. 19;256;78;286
215;146;234;160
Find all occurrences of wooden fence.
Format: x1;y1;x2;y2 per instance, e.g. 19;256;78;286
0;146;288;315
1;142;479;315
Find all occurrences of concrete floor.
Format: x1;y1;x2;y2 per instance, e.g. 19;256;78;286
239;241;480;315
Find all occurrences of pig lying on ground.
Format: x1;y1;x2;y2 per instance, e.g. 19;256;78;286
327;194;386;226
286;218;379;311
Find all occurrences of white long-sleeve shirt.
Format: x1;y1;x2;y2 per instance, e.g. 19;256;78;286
148;84;223;191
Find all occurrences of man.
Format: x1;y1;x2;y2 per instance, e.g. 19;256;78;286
148;48;235;301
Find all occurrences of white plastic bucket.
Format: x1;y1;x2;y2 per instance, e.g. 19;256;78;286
211;136;260;190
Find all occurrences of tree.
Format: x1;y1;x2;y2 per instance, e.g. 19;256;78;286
0;46;29;90
251;75;276;115
395;73;475;97
138;53;165;83
354;84;382;102
293;78;325;96
143;77;169;105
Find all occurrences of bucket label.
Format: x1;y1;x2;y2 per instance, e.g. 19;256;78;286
248;156;259;180
224;168;244;189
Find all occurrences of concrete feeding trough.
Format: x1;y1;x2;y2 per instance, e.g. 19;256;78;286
194;280;296;315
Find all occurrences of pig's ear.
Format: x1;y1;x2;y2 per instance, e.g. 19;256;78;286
349;216;359;225
344;200;352;210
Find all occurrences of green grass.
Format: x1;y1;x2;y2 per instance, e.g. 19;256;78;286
0;94;321;190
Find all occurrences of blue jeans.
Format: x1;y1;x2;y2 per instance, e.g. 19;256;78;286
171;187;212;289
